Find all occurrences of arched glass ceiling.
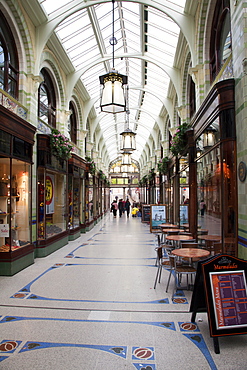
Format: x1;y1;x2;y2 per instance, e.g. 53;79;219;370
39;0;186;163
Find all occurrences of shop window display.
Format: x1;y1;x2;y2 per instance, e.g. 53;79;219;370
0;157;31;252
68;176;80;229
38;170;66;239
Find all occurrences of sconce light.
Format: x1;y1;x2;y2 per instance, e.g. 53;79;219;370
99;0;128;113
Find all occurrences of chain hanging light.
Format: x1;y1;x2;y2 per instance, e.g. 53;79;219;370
120;87;136;151
99;0;128;113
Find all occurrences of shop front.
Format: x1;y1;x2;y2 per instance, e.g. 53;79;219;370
0;106;35;275
68;154;86;239
192;79;237;254
36;134;68;257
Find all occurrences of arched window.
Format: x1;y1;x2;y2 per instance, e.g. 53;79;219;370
38;68;56;127
69;101;77;144
0;10;19;99
210;0;231;82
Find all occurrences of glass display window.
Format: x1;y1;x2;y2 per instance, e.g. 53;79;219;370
196;146;222;232
80;170;85;225
0;157;31;252
68;175;80;229
86;174;94;222
38;169;67;239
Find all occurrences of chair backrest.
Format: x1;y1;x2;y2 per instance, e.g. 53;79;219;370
168;254;176;269
198;229;209;235
213;242;222;254
156;246;163;261
180;232;193;236
179;239;196;244
181;242;199;248
167;230;179;235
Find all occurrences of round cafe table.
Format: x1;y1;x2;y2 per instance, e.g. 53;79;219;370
162;229;184;233
159;224;179;229
166;234;194;248
172;248;210;259
197;235;221;242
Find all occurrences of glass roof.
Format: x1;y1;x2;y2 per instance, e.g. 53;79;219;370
39;0;186;164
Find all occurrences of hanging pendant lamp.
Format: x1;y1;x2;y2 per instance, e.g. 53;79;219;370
99;0;128;113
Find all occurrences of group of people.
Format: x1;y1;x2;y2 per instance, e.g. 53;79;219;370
111;198;131;218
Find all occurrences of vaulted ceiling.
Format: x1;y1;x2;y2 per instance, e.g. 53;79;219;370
33;0;190;165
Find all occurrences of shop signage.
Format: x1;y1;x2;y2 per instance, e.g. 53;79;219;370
142;204;150;223
190;254;247;354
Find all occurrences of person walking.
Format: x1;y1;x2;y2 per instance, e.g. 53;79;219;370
125;198;131;217
199;199;206;217
111;199;118;218
118;199;124;217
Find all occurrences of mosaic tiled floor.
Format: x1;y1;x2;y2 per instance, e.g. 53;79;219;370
1;214;247;369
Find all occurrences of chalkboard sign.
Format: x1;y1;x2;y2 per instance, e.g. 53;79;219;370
142;204;150;223
190;254;247;353
150;204;166;232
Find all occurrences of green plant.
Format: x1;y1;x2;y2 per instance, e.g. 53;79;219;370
98;169;107;181
50;129;73;160
85;156;96;175
139;175;148;186
170;122;190;156
157;156;169;174
148;168;156;181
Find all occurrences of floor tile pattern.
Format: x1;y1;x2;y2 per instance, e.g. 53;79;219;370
0;213;247;369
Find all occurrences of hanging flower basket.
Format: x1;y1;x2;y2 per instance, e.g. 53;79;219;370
85;156;96;175
50;128;73;160
170;122;190;156
157;156;169;174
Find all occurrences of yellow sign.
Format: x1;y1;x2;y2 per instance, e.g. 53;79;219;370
46;176;53;205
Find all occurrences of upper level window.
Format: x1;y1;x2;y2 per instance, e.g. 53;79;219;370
38;68;56;127
69;101;77;145
210;0;231;82
0;10;19;99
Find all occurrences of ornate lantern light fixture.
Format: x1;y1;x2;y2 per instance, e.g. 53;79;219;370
120;90;136;151
122;151;132;165
99;0;128;113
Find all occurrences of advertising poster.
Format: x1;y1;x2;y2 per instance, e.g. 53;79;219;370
150;204;166;231
46;174;54;214
180;205;188;224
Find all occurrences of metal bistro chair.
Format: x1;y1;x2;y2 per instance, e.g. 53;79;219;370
166;255;196;294
154;246;171;289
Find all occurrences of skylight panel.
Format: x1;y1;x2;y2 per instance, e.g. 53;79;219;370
39;0;69;15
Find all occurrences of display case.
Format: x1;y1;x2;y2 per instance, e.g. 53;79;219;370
0;158;31;253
